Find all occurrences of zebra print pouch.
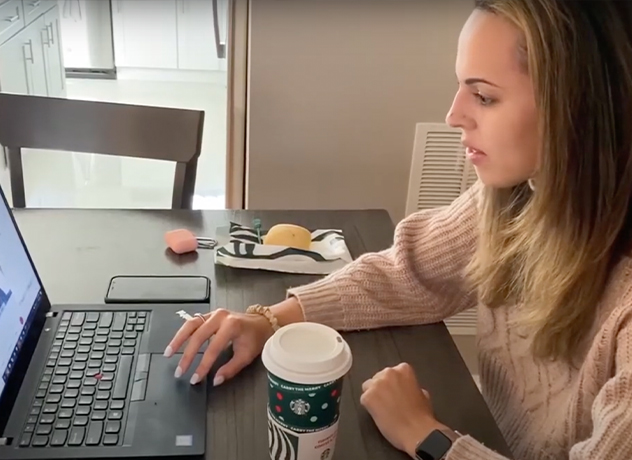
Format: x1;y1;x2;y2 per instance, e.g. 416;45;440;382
214;222;352;275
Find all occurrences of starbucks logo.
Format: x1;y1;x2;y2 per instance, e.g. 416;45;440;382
290;399;310;415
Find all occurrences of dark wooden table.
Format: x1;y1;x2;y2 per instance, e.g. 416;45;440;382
13;208;511;459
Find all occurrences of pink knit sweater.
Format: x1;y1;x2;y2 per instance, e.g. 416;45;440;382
287;185;632;459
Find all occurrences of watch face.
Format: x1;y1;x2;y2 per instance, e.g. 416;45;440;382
415;430;453;460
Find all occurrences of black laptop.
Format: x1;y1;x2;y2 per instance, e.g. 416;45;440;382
0;187;208;460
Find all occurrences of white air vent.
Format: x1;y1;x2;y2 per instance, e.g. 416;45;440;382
406;123;478;214
405;123;478;335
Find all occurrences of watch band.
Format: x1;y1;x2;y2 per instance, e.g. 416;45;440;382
440;428;462;444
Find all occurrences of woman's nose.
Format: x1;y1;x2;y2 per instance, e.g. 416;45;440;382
445;109;460;128
445;93;473;129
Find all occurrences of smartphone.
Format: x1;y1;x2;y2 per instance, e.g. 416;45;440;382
104;275;211;304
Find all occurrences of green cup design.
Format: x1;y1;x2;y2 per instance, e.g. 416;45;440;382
262;322;353;460
267;373;344;432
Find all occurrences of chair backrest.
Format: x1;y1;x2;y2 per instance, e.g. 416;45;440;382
0;93;205;209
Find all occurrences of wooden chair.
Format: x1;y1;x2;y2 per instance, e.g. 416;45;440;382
0;93;205;209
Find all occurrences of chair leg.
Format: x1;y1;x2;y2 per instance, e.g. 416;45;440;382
7;147;26;208
173;159;198;210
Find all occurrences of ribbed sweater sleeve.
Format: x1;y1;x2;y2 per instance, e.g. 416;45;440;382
445;305;632;460
286;184;481;331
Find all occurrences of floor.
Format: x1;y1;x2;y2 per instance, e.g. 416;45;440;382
10;76;227;209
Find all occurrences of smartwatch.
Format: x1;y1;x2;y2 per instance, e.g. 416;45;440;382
414;428;461;460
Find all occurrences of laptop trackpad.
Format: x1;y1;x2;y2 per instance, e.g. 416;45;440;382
124;354;206;456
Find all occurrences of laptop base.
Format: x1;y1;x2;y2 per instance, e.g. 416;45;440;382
0;303;210;460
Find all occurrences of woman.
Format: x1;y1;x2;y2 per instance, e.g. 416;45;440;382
166;0;632;458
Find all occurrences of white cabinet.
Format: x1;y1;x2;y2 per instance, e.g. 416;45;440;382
177;0;220;71
23;0;56;26
111;0;227;71
111;0;178;69
0;3;65;97
0;15;47;96
42;7;64;97
0;0;26;45
22;15;47;96
0;26;29;94
58;0;114;70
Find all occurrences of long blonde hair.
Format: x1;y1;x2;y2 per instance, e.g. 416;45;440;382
468;0;632;361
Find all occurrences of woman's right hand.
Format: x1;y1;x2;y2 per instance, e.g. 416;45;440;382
164;298;305;386
164;308;274;386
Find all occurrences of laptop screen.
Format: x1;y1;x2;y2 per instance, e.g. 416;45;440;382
0;199;43;399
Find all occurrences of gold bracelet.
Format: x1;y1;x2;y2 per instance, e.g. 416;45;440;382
245;304;280;332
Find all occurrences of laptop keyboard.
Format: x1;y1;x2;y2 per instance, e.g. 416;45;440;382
18;311;148;448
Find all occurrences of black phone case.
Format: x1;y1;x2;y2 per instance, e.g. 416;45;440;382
104;275;211;304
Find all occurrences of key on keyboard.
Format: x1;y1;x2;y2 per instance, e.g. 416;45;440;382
20;310;148;447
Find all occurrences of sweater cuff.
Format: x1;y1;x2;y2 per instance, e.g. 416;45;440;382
286;277;346;330
446;436;508;460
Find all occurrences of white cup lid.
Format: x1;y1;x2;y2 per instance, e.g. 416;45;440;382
262;322;353;385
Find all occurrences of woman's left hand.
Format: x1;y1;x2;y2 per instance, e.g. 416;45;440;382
360;363;449;458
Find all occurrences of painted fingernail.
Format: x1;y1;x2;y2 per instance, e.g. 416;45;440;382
174;366;183;378
213;375;225;387
163;346;173;358
190;373;200;385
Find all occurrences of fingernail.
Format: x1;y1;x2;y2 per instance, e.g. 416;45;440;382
163;346;173;358
174;366;183;378
213;375;225;387
190;373;200;385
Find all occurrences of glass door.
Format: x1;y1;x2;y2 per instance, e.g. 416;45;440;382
0;0;242;209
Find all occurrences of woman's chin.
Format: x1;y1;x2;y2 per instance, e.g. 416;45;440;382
474;170;528;189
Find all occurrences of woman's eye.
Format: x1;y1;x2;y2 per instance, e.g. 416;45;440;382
475;92;494;106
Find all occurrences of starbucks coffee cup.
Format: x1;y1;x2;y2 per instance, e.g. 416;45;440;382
261;322;353;460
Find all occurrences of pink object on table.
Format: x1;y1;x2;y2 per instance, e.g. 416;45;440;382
165;229;199;254
165;229;217;255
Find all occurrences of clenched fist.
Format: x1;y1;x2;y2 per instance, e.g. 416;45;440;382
360;363;450;458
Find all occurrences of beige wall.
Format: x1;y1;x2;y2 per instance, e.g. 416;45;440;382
246;0;472;222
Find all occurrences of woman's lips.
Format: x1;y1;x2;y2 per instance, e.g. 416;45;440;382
466;147;487;164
